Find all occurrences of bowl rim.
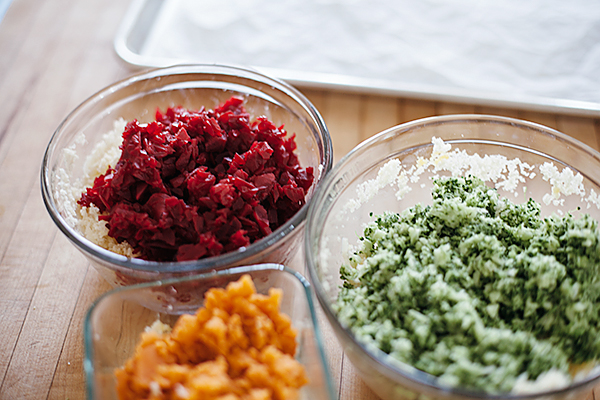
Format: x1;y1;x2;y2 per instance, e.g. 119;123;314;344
83;263;337;400
41;63;332;272
305;114;600;399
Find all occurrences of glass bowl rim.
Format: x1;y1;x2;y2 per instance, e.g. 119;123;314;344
41;63;333;273
305;114;600;399
83;263;337;400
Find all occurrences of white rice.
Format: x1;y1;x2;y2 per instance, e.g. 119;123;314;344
56;119;137;257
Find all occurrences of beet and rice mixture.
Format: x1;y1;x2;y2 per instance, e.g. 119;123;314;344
78;96;314;262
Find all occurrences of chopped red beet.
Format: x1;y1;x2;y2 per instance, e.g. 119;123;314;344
78;96;314;262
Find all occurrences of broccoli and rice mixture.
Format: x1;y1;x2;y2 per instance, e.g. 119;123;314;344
335;175;600;393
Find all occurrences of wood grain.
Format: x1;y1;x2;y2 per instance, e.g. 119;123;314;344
0;0;599;399
557;116;600;150
361;95;401;141
399;98;437;124
436;101;477;115
47;267;112;400
324;92;363;162
0;185;58;394
1;232;88;399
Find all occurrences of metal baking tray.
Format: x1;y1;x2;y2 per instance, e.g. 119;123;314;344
114;0;600;117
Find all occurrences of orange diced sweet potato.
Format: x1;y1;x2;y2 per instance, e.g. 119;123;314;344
115;275;308;400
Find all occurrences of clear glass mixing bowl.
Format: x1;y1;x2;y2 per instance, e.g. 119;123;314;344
41;64;332;293
84;263;336;400
306;115;600;400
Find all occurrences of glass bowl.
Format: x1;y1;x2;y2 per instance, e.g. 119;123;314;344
41;64;332;290
84;263;336;400
305;115;600;400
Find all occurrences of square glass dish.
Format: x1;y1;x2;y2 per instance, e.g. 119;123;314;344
84;263;335;400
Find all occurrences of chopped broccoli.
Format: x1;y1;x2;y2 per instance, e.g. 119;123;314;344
335;176;600;393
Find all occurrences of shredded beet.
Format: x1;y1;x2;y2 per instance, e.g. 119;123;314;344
78;96;314;262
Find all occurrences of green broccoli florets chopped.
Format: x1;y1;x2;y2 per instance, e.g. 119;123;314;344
335;176;600;393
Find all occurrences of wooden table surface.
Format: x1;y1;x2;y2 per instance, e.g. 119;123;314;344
1;0;599;399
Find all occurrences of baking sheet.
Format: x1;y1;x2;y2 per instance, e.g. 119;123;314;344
114;0;600;116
